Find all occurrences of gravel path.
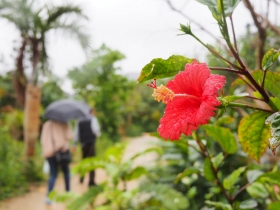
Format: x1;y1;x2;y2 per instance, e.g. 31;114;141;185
0;134;159;210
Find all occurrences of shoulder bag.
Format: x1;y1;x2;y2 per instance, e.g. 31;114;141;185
51;122;72;165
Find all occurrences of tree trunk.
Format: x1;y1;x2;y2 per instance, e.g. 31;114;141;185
13;38;27;108
24;38;41;157
24;84;41;157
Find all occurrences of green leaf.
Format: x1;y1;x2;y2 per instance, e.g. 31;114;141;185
262;48;280;71
202;125;237;154
256;171;280;186
124;166;147;181
239;199;258;209
232;70;280;98
130;147;163;161
67;186;103;210
137;55;194;83
204;157;215;181
195;0;241;16
238;111;270;162
270;97;280;110
223;93;249;103
205;200;233;210
105;143;127;164
246;170;264;183
223;166;246;190
246;182;269;198
265;112;280;153
268;201;280;210
175;167;200;184
215;115;235;126
212;152;224;169
180;23;192;35
139;183;190;209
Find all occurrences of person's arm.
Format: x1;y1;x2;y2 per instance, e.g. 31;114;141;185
91;116;101;137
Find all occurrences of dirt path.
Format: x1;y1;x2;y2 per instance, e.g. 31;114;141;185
0;134;158;210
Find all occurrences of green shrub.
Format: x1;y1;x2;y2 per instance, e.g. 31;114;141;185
0;128;44;200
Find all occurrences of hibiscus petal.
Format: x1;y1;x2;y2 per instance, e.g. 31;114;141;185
203;74;226;97
195;101;219;125
166;62;210;97
158;97;200;140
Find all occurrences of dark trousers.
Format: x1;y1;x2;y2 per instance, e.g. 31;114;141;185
47;156;70;194
80;143;96;186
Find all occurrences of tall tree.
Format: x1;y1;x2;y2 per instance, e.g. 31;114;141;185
68;45;135;141
0;0;90;156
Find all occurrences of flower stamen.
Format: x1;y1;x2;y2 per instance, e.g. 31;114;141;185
152;85;175;104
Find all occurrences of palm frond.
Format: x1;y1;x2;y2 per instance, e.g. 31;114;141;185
46;4;87;26
51;20;91;52
0;0;37;33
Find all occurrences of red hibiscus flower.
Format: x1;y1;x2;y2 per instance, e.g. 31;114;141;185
149;61;226;140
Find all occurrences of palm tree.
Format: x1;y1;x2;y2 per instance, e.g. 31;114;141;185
0;0;91;156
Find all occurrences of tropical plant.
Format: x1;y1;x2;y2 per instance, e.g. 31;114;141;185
0;127;44;201
51;142;189;210
137;0;280;209
68;45;136;141
0;0;90;156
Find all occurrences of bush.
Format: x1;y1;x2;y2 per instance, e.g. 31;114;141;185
0;128;44;200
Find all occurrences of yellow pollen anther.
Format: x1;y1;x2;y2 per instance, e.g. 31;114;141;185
152;85;175;104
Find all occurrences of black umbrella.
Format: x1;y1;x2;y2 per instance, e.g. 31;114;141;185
44;99;91;122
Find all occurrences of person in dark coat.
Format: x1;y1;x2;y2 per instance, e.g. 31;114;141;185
73;108;101;186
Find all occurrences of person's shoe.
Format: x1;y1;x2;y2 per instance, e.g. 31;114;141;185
45;197;52;205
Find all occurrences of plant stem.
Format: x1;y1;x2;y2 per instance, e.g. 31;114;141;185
262;70;268;88
236;74;257;91
231;183;251;201
227;102;273;113
191;33;242;70
194;132;233;206
246;95;265;101
229;15;238;51
209;67;243;74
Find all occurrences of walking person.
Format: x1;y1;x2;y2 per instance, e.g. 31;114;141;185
73;108;101;187
40;120;73;204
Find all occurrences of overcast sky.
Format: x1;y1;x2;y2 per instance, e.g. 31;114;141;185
0;0;269;92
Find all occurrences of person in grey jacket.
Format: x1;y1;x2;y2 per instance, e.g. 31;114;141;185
73;108;101;187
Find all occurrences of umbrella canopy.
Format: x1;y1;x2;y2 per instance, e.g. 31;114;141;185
44;99;91;122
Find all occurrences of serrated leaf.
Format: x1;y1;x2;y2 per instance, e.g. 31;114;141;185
239;199;258;209
256;171;280;186
175;167;200;183
232;70;280;98
202;125;237;154
238;111;270;162
223;166;246;190
137;55;194;83
205;200;233;210
268;201;280;210
246;182;269;198
204;157;215;181
247;170;264;183
262;48;280;71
